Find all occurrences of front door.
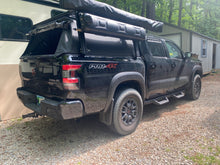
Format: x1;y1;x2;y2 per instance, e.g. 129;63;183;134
164;41;188;90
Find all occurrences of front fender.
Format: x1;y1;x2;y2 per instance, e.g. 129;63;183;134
191;65;203;81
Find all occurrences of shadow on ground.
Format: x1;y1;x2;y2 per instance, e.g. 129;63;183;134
0;97;191;163
202;109;220;136
142;97;191;122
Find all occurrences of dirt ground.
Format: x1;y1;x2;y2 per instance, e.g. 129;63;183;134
0;71;219;164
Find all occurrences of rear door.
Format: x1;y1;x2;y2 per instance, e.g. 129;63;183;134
145;39;172;98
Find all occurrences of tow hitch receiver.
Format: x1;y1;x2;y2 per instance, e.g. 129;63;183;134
22;112;39;119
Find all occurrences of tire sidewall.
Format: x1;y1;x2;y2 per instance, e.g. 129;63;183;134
112;89;143;135
191;74;201;100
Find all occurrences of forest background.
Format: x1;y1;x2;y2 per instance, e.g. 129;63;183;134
97;0;220;40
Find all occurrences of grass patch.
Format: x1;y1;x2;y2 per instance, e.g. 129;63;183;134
165;148;171;152
17;118;23;121
6;126;13;130
187;153;220;165
185;146;220;165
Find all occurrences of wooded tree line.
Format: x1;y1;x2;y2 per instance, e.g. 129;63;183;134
98;0;220;40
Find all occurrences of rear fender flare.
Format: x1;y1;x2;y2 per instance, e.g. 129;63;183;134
104;72;145;113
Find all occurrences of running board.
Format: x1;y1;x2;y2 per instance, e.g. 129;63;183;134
153;97;169;105
22;112;39;119
173;92;185;99
144;91;185;106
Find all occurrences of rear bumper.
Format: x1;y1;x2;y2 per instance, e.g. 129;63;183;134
17;88;84;120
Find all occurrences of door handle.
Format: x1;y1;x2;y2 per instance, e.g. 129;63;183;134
150;63;156;69
171;63;176;68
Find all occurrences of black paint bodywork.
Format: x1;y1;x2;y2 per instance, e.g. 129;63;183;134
17;11;202;122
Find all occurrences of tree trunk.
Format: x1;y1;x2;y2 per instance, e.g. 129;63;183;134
123;0;127;11
112;0;117;7
146;0;155;19
141;0;146;17
178;0;183;27
168;0;174;24
190;0;192;18
159;2;164;21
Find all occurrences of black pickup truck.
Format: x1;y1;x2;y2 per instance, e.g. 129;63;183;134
17;0;202;135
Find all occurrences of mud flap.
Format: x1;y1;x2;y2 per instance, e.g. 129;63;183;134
99;99;114;126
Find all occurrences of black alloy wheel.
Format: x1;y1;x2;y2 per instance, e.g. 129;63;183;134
186;74;202;100
112;88;143;135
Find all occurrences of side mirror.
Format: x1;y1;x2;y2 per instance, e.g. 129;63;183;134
185;52;192;59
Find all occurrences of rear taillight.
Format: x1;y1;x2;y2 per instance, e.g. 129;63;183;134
62;64;82;90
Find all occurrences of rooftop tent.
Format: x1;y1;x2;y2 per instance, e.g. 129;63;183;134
59;0;163;32
80;13;146;40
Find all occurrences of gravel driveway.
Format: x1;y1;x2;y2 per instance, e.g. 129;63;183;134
0;72;220;165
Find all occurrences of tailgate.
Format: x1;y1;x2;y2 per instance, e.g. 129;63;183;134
19;56;65;98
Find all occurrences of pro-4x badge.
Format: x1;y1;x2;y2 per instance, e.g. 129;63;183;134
89;63;117;69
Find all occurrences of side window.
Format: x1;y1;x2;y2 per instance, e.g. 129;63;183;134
201;39;207;58
0;14;33;41
84;33;135;57
147;40;166;57
165;41;183;59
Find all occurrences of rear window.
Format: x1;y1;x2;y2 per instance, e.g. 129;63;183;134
84;33;135;57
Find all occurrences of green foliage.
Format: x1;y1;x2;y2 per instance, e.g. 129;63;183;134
97;0;220;40
184;145;220;164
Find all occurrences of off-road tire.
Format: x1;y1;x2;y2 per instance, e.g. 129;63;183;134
111;88;143;135
186;74;202;100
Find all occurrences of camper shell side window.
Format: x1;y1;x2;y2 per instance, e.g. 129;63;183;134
23;20;80;56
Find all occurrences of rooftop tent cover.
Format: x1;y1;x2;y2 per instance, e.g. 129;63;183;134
59;0;163;32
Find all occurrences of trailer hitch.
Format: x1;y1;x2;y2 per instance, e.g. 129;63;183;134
22;112;39;119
